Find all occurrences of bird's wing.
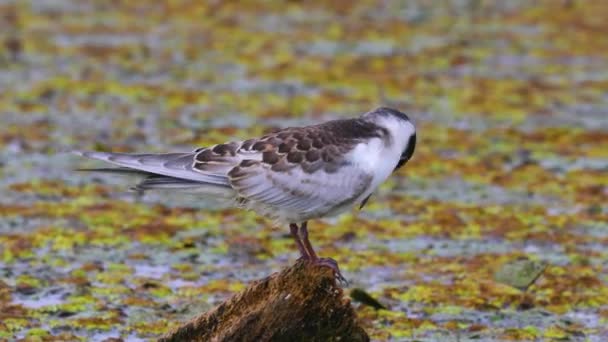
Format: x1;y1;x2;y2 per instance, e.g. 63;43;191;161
76;117;382;199
224;124;375;215
228;158;372;215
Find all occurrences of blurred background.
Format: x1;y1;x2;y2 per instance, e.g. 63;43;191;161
1;1;607;340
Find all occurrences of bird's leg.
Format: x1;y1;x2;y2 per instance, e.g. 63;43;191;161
298;221;318;260
298;222;347;285
289;223;308;260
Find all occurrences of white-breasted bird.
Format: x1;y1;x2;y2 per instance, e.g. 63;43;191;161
76;107;417;282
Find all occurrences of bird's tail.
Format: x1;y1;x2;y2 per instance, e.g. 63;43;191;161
73;151;236;198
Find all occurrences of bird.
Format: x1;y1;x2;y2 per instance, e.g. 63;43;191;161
75;107;417;283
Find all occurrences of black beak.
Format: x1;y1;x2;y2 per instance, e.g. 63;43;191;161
394;134;416;170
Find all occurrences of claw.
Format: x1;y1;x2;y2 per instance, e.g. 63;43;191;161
290;222;348;286
314;257;349;286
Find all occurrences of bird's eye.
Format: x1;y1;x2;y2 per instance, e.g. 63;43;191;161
394;134;416;170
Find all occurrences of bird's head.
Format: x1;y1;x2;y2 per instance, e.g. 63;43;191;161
362;107;416;171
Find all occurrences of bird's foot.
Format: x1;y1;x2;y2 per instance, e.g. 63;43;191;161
305;257;348;286
319;257;348;285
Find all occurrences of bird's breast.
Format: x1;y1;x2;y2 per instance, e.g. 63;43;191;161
348;138;400;202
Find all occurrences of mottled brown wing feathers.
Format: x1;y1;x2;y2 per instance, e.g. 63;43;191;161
209;119;382;216
192;117;384;196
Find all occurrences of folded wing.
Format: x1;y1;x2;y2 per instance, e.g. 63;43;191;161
228;158;372;220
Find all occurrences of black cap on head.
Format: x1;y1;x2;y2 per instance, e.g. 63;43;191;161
364;107;411;123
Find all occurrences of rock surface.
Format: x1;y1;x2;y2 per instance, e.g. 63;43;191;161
160;260;368;342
